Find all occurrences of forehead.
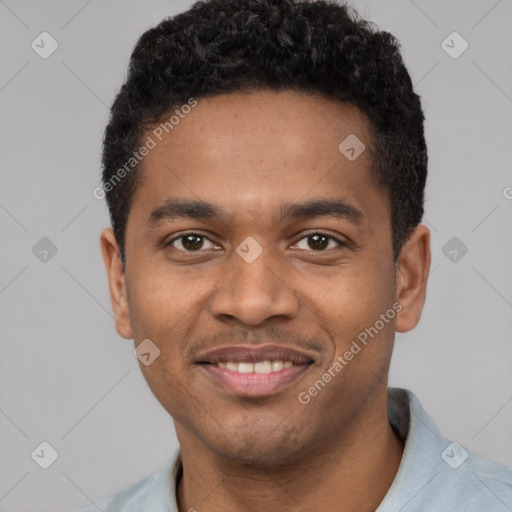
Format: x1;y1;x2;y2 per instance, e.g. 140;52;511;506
131;90;387;229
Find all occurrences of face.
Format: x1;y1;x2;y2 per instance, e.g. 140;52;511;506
101;90;430;464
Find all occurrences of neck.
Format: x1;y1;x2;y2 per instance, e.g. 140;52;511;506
175;392;403;512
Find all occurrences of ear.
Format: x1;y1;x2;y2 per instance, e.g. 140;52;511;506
100;228;133;339
395;224;431;333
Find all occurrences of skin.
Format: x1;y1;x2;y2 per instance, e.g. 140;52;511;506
101;90;431;512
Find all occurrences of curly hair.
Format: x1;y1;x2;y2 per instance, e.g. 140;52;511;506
102;0;427;266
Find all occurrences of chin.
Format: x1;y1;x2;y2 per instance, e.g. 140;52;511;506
204;422;311;466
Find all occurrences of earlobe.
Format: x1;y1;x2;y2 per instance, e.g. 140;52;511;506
100;228;133;339
394;224;431;333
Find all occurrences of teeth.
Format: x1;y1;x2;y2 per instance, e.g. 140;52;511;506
254;361;272;374
237;362;254;374
215;360;295;373
272;360;283;371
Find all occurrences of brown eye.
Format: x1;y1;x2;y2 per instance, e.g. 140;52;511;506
293;231;346;251
306;234;329;250
167;233;216;252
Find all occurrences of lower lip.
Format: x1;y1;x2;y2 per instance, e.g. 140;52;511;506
198;363;312;397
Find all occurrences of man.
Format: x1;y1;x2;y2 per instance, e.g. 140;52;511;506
83;0;512;510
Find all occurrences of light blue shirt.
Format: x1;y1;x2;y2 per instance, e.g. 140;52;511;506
79;387;512;511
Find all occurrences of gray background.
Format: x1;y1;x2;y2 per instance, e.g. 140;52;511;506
0;0;511;511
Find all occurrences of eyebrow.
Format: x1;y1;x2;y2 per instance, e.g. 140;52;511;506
147;197;364;227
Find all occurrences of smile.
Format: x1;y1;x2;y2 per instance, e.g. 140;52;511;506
197;360;313;397
215;360;294;373
195;344;316;396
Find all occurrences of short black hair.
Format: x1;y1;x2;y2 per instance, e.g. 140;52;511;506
102;0;427;267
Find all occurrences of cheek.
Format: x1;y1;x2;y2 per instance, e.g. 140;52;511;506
312;263;390;328
126;266;206;338
126;268;216;378
304;261;396;364
139;361;193;426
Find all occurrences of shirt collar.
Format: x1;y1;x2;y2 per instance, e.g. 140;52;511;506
376;387;447;511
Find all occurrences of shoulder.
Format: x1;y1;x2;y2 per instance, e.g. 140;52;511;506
383;388;512;510
450;447;512;506
78;475;152;512
77;448;181;512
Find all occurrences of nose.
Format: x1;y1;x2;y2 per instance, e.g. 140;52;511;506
209;246;300;327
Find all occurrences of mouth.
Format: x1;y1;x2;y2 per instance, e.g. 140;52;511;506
195;344;315;397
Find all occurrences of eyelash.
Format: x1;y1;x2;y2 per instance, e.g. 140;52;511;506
165;230;347;252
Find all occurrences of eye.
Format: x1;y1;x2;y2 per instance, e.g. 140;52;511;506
164;230;346;254
292;231;346;251
166;232;218;252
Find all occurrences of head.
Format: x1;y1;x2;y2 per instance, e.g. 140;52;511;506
101;0;430;464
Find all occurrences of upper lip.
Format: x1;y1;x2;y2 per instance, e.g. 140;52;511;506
195;344;315;364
